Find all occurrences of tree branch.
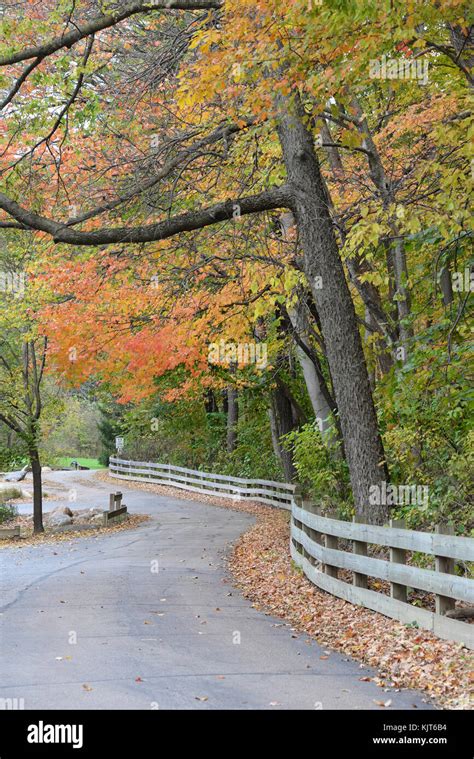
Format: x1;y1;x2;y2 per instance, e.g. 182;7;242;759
0;186;292;246
0;1;222;67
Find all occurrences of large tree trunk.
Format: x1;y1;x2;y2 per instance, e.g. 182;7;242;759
271;384;297;482
277;98;388;523
29;445;43;534
226;386;238;453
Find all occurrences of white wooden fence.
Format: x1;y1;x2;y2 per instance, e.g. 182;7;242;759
109;457;473;648
291;496;474;649
109;457;295;509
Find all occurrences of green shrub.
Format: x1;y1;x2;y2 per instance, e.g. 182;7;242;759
0;502;18;524
283;422;352;519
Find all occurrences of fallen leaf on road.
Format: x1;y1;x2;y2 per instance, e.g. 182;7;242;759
195;696;208;701
82;684;93;692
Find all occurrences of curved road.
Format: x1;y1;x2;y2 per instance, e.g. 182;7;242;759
0;470;433;710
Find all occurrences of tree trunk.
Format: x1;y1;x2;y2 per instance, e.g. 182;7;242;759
271;385;297;482
439;266;454;306
268;406;282;462
226;386;238;453
277;97;388;523
29;446;43;534
286;305;337;443
204;389;218;413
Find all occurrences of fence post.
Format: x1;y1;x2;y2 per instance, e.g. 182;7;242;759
323;511;338;578
389;518;407;602
109;493;115;511
435;525;456;616
292;485;305;558
352;515;368;588
302;499;321;567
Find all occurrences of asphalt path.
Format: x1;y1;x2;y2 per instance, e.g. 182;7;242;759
0;470;433;710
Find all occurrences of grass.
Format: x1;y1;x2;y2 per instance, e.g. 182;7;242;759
54;457;107;470
0;487;23;501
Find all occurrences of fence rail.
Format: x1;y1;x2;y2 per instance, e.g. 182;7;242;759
109;457;473;648
109;457;295;509
291;498;474;649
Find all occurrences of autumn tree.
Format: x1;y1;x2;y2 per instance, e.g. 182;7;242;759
0;0;471;522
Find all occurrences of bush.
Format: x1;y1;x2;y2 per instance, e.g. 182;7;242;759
0;502;18;524
283;422;352;519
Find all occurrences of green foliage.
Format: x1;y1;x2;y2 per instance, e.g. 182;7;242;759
0;501;18;524
283;422;352;518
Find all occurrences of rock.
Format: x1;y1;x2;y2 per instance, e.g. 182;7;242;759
4;465;29;482
91;514;105;525
71;507;103;522
46;513;73;528
45;506;74;527
49;505;73;517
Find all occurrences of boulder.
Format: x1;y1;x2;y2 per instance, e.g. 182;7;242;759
46;512;73;528
70;507;103;522
49;505;73;517
45;506;74;527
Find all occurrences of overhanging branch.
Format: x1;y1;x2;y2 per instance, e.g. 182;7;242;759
0;186;293;246
0;1;222;67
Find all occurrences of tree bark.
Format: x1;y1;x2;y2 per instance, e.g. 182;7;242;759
29;445;43;534
277;97;388;522
226;386;238;453
271;384;297;482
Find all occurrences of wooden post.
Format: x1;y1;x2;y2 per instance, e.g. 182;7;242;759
435;525;456;616
304;500;321;567
389;518;407;602
323;511;338;578
300;497;308;559
293;484;303;508
109;493;115;511
352;515;368;588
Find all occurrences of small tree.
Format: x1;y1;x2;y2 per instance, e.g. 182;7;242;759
0;330;47;533
0;242;48;533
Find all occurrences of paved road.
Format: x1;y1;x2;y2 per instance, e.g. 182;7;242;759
0;471;433;710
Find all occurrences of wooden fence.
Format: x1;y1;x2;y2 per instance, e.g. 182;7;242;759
109;457;295;509
103;491;128;526
291;496;474;649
